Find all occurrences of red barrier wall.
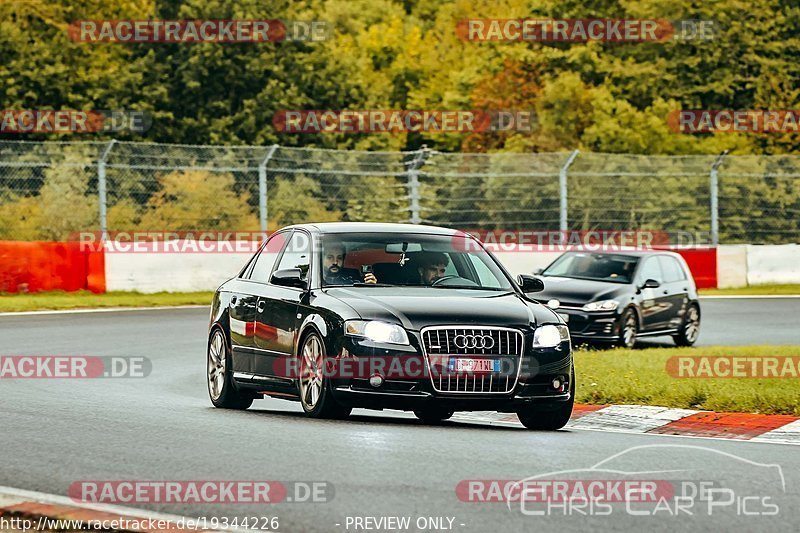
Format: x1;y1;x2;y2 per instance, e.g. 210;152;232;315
669;248;717;289
0;241;105;293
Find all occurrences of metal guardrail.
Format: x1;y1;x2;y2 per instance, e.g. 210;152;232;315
1;140;798;243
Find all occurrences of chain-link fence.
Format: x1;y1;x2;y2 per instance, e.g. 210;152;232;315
1;140;799;244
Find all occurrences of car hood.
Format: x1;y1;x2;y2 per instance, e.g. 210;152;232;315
323;287;558;331
534;276;630;304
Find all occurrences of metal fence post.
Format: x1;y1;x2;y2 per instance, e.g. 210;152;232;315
407;145;429;224
97;139;117;241
259;144;279;234
559;150;580;233
710;150;729;246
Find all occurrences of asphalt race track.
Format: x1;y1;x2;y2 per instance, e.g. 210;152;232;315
1;299;798;532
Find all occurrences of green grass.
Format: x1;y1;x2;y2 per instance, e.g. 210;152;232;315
0;290;214;312
700;284;800;296
575;345;800;415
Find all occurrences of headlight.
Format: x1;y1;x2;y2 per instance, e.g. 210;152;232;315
532;324;570;348
345;320;410;345
582;299;619;312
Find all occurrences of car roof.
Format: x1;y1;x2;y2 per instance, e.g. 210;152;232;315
559;249;685;258
282;222;460;236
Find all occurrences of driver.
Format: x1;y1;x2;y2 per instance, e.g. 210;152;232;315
323;244;377;285
416;252;449;285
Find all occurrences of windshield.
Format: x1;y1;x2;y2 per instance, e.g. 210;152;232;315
542;252;639;284
319;233;513;290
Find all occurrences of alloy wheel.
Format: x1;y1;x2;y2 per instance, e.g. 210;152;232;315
622;312;637;348
208;330;226;401
684;306;700;343
300;334;324;410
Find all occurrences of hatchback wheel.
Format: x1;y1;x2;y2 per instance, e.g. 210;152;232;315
673;304;700;346
208;328;253;410
299;332;352;419
617;308;638;348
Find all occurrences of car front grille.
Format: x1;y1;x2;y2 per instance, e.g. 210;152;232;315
420;326;524;394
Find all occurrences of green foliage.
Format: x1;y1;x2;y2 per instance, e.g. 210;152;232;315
138;170;259;230
267;174;342;227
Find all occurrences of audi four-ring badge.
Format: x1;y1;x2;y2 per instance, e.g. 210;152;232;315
207;223;574;430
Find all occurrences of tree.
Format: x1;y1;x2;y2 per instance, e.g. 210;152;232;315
138;170;259;230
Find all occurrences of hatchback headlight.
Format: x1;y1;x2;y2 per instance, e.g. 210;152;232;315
582;299;619;312
533;324;570;348
345;320;410;345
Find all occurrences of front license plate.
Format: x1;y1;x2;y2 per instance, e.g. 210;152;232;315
558;313;570;323
449;358;500;373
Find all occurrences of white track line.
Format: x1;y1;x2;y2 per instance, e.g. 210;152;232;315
0;305;208;317
1;294;797;317
0;484;231;530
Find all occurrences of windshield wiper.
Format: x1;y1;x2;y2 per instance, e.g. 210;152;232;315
351;282;396;287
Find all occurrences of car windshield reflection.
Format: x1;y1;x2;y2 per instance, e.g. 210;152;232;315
541;252;640;284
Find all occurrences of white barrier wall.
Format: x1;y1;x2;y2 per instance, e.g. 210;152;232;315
716;245;747;288
105;251;250;293
103;243;800;292
745;244;800;285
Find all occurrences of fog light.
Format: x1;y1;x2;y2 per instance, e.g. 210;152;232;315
551;377;563;390
369;374;384;388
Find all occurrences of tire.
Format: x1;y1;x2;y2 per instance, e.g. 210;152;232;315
298;331;352;419
207;328;254;410
516;369;575;430
673;304;700;346
617;308;638;349
414;406;454;424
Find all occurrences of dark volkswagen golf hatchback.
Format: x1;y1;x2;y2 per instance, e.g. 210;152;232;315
533;250;701;348
207;223;574;430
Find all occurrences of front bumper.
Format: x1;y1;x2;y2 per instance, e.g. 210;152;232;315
548;307;622;341
329;332;572;411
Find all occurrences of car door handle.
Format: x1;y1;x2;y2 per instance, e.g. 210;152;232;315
257;300;266;313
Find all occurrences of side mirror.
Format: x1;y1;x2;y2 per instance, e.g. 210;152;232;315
641;278;661;289
271;268;307;289
518;274;545;293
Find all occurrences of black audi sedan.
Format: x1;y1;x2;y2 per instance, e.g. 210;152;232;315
532;250;701;348
207;223;573;430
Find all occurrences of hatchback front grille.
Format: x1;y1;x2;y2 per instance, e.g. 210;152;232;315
420;326;524;394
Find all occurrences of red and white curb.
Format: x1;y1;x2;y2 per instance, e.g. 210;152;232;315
450;404;800;445
0;485;225;532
